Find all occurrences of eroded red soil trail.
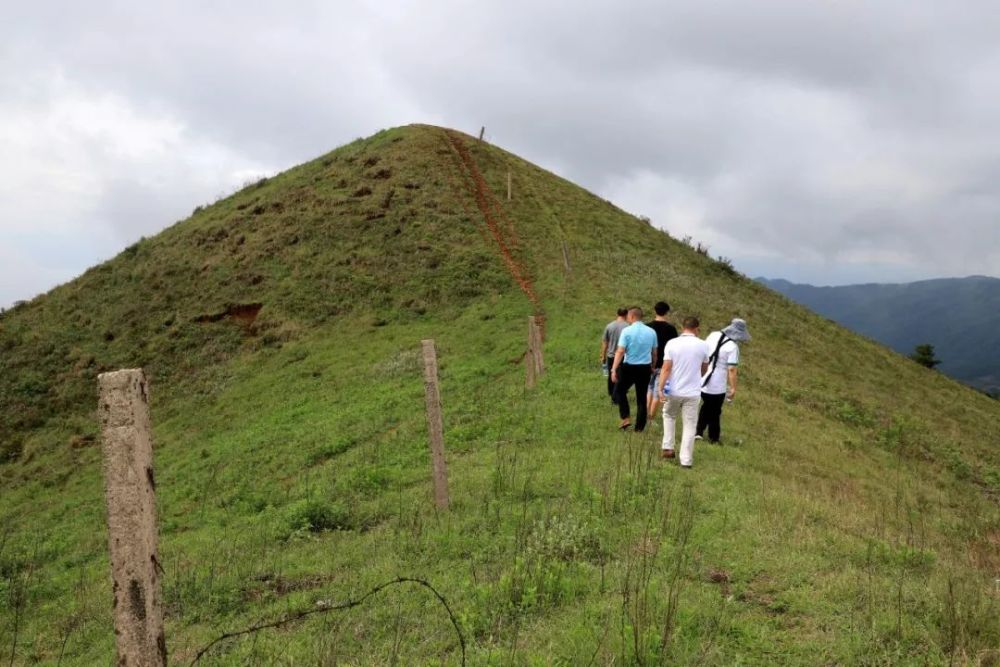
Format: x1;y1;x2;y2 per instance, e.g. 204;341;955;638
442;130;545;333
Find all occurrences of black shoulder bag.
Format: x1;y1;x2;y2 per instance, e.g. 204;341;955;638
702;335;732;388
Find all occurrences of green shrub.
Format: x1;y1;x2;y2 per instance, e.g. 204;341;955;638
526;514;605;563
715;255;738;276
283;498;351;535
946;450;973;480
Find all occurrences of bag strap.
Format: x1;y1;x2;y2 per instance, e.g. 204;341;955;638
702;334;731;387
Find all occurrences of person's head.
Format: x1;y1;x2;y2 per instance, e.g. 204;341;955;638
616;307;628;319
627;306;644;323
681;316;700;333
722;318;751;341
654;301;670;318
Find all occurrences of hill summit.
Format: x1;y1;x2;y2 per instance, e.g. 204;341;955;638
1;124;998;665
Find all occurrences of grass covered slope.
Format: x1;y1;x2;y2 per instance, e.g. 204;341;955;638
0;126;513;467
1;125;998;665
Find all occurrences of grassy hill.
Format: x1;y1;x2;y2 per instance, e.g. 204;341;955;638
1;124;998;666
757;276;1000;395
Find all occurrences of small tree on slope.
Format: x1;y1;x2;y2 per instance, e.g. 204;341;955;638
910;343;941;369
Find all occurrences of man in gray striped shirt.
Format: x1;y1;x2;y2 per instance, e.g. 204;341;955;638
600;308;628;403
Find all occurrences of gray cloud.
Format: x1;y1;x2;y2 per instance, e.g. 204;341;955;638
378;1;1000;282
2;0;999;305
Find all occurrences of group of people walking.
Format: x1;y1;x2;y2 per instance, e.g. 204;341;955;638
601;303;750;468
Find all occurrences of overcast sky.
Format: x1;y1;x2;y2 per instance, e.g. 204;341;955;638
3;1;999;307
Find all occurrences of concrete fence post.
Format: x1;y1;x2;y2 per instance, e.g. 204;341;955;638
421;340;450;510
507;171;512;201
525;318;537;389
561;241;572;274
530;317;545;375
98;369;167;667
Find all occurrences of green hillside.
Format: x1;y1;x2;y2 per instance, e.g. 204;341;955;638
1;124;998;666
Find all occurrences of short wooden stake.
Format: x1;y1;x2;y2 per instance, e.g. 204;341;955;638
507;171;512;201
478;126;485;141
421;340;450;510
98;369;167;667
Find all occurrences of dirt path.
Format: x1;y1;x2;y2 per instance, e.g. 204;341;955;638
442;130;545;333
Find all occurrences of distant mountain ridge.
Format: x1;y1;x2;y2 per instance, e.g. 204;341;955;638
757;275;1000;393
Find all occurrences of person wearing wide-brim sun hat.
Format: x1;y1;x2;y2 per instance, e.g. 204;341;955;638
696;318;751;444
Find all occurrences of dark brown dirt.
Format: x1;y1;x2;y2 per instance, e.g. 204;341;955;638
194;303;263;327
441;130;545;336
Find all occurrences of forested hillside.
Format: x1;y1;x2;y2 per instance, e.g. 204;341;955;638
758;276;1000;394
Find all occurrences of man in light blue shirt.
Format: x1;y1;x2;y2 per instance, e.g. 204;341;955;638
610;306;658;431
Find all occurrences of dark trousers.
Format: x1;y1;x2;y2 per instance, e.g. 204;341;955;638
606;357;617;401
616;363;652;431
697;392;726;442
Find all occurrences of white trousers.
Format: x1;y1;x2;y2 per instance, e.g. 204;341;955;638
662;395;701;466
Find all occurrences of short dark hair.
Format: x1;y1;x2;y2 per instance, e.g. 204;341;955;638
629;306;644;319
682;316;700;330
654;301;670;316
617;307;628;317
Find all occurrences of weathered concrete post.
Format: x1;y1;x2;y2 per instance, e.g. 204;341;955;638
525;319;537;389
421;340;450;510
561;241;572;274
530;317;545;376
507;171;512;201
98;369;166;667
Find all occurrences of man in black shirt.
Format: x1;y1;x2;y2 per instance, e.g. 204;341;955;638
647;301;679;419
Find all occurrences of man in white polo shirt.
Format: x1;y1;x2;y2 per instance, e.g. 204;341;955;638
656;316;709;467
